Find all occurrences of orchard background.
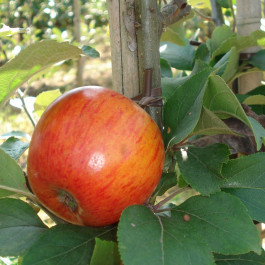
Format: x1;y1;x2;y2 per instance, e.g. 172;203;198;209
1;0;265;264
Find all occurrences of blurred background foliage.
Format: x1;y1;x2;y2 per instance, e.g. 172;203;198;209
0;0;265;136
0;0;108;64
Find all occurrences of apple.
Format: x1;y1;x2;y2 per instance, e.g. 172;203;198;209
27;86;165;227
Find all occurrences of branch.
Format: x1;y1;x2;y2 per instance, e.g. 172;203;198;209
153;187;190;211
210;0;224;26
17;89;36;127
159;0;191;36
194;8;213;21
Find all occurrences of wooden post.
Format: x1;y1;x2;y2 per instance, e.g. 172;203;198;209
106;0;140;98
134;0;163;129
237;0;262;94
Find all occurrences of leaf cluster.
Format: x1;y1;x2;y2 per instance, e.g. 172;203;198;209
1;19;265;265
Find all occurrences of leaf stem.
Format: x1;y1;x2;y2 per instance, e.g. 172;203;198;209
153;186;189;212
0;185;37;201
0;185;66;224
17;88;36;127
155;207;173;213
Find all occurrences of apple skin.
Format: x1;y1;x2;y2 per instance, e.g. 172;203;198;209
27;86;165;227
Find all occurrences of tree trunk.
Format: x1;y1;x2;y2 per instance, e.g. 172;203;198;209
106;0;140;98
237;0;262;94
107;0;191;129
73;0;84;87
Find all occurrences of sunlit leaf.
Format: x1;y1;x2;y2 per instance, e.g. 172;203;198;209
0;24;27;38
0;40;83;107
212;30;265;58
90;238;120;265
34;89;62;116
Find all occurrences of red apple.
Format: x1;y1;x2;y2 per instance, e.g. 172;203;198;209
27;86;165;227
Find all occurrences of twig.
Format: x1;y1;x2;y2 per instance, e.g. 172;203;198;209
153;186;190;211
194;8;213;22
159;0;191;36
190;40;202;46
210;0;224;26
17;88;36;127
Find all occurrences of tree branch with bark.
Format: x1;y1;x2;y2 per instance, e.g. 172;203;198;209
159;0;191;36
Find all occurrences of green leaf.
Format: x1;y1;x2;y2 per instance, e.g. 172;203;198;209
243;95;265;105
118;193;261;265
212;30;265;58
81;45;100;58
247;116;265;150
206;25;235;55
0;137;29;160
175;192;261;254
160;41;195;70
153;172;177;197
248;50;265;70
160;58;173;78
222;153;265;222
0;40;83;107
204;75;265;150
90;239;120;265
118;205;214;265
22;224;116;265
213;47;239;83
0;148;30;198
160;26;186;46
161;60;211;101
34;89;62;117
242;86;265;115
163;69;211;148
215;251;265;264
0;198;47;256
0;24;27;38
203;75;250;124
161;76;188;100
0;131;30;140
194;43;211;63
193;106;237;136
176;144;230;195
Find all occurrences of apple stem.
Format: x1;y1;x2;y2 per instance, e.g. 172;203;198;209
153;186;189;212
58;189;78;212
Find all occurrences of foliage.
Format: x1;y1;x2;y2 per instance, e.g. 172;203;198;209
0;0;107;65
1;1;265;265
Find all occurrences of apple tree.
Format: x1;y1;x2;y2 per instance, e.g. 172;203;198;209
1;0;265;264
